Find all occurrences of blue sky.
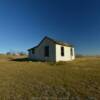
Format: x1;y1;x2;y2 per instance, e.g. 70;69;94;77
0;0;100;55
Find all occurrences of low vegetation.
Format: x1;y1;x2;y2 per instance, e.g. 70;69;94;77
0;54;100;100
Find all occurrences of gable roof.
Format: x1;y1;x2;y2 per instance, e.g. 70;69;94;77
28;36;74;51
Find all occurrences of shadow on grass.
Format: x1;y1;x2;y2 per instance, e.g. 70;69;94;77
11;58;30;62
11;58;68;65
11;58;45;62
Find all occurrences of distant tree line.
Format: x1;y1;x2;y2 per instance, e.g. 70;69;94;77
6;51;27;56
75;54;100;58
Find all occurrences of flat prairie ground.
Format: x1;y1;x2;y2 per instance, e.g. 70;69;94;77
0;55;100;100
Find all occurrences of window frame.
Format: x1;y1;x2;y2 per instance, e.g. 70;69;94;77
70;48;73;56
44;46;49;57
61;46;64;56
31;49;35;54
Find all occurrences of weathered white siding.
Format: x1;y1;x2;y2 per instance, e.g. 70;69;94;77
71;48;75;60
55;44;75;62
29;38;56;61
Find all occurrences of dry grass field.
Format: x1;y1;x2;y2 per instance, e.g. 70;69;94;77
0;54;100;100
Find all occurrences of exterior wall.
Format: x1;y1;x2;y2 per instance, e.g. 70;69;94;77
28;50;35;59
28;38;56;61
71;48;75;60
55;44;75;62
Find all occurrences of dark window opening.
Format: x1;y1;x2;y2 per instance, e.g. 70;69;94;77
32;49;35;54
61;47;64;56
44;46;49;57
71;48;73;56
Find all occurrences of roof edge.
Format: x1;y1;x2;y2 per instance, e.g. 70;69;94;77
28;36;74;51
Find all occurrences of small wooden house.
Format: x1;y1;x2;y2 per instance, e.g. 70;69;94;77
28;36;75;62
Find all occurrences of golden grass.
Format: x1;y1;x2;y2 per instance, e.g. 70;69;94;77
0;55;99;99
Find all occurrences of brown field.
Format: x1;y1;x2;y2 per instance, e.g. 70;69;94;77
0;54;100;100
